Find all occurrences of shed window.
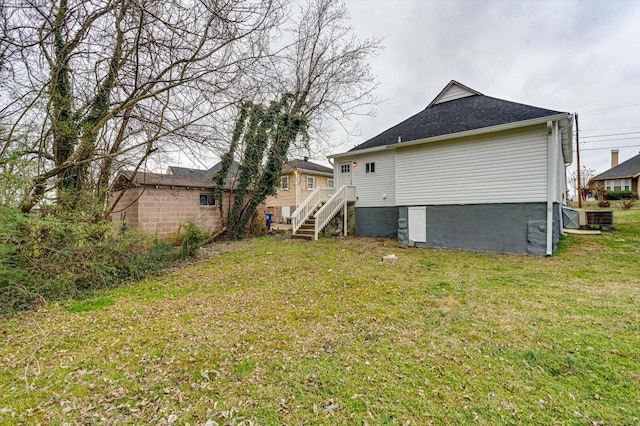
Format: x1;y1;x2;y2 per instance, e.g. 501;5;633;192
281;176;289;190
306;176;315;190
341;164;350;173
365;162;375;174
200;194;216;206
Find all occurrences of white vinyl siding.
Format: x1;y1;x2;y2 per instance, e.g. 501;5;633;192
349;151;396;207
395;125;549;205
434;85;476;105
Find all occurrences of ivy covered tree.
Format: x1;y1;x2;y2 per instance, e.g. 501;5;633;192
214;0;380;238
214;95;308;239
0;0;280;214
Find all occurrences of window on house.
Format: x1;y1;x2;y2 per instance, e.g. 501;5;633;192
280;175;289;190
200;194;215;206
306;176;315;190
341;164;350;173
605;181;612;191
365;162;375;174
624;179;631;191
614;180;621;191
327;178;334;188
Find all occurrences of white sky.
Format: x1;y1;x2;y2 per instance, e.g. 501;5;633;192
325;0;640;175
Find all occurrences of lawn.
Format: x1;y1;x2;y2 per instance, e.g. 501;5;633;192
1;209;639;425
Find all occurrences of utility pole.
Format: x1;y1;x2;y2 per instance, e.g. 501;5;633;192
575;113;582;208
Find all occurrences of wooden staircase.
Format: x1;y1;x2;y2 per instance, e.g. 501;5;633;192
292;204;322;239
291;185;356;240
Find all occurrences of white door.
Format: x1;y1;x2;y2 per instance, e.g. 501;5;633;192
408;207;427;243
338;162;352;187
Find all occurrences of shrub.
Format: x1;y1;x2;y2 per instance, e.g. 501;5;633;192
177;220;208;258
246;213;268;237
620;199;635;210
605;190;634;200
597;200;611;208
0;209;183;314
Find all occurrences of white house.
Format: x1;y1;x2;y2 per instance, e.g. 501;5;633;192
324;80;574;255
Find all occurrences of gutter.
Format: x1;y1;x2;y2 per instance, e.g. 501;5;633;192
546;121;558;256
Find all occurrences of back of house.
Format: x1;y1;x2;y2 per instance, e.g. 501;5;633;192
329;80;574;255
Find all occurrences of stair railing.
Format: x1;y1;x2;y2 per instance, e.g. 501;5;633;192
313;185;356;240
291;187;335;234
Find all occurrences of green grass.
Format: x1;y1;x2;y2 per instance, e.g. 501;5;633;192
1;209;639;424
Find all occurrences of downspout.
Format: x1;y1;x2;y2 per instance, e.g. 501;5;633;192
546;121;558;256
295;170;300;208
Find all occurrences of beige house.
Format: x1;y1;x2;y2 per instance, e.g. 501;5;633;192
110;171;232;240
265;158;334;224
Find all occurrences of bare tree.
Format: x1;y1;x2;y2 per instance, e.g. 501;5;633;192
214;0;381;238
569;166;597;201
0;0;281;213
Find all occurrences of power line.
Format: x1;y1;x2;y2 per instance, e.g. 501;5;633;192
579;136;640;144
579;131;640;139
577;143;640;152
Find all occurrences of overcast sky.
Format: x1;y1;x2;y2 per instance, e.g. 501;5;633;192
326;0;640;177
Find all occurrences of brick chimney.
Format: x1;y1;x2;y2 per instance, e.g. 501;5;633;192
611;149;619;168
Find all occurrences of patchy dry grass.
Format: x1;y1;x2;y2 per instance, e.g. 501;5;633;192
1;209;639;425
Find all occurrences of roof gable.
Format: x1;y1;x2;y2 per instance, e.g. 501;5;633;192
592;153;640;180
427;80;482;107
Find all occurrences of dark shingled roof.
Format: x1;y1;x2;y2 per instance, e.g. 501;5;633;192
168;161;239;179
284;159;333;175
592;153;640;180
118;171;216;189
350;94;564;152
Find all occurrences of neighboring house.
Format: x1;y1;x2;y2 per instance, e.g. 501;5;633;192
315;80;574;255
589;150;640;196
110;170;232;240
265;158;334;224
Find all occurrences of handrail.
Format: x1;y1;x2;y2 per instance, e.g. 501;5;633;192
313;185;356;240
291;187;334;234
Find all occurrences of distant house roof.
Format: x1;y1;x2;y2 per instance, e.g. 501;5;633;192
168;161;239;179
591;153;640;180
115;171;216;190
349;81;565;152
284;159;333;176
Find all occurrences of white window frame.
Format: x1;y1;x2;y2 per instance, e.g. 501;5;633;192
624;179;631;191
327;178;334;188
306;176;315;190
605;180;612;191
340;164;351;173
280;175;289;190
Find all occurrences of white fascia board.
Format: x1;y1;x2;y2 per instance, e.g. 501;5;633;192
385;113;571;151
328;145;388;159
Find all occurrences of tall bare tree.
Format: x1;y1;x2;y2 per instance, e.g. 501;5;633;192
214;0;381;238
1;0;281;213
